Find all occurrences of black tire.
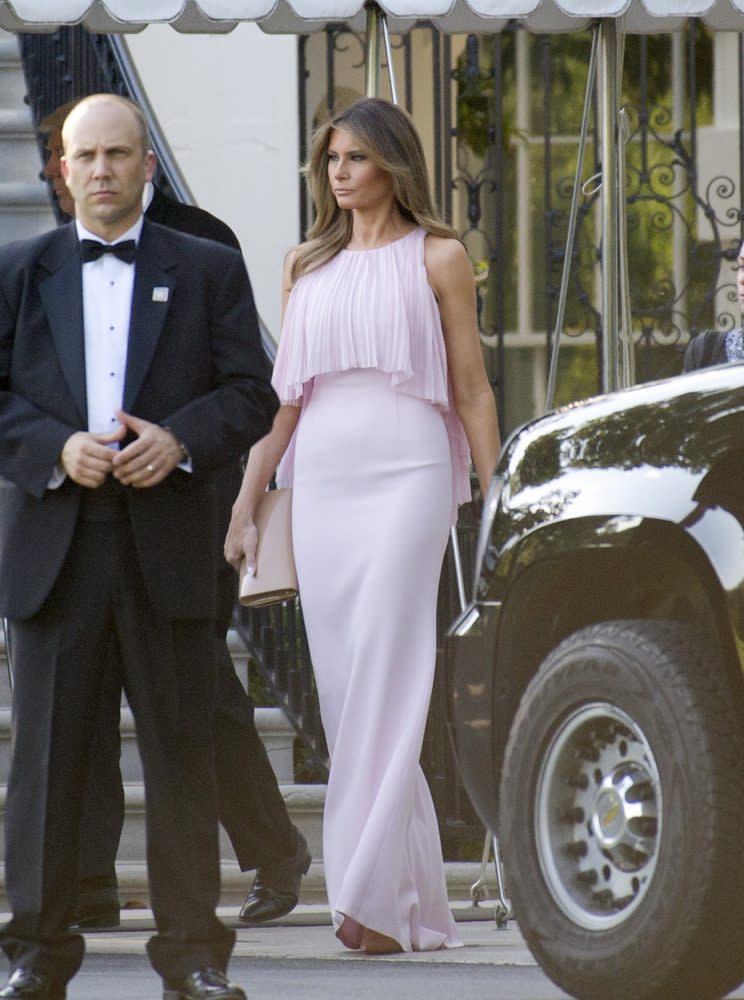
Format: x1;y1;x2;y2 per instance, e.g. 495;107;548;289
500;619;744;1000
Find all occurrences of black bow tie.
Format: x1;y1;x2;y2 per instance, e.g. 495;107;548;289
79;239;137;265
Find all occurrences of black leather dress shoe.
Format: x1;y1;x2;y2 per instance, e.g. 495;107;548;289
0;968;65;999
238;830;311;925
73;874;120;929
162;968;246;999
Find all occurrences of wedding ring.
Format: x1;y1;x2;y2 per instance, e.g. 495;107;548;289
146;463;155;473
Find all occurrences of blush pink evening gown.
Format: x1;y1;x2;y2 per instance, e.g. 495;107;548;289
272;228;469;952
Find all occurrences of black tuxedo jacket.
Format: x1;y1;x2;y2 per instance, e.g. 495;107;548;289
146;186;242;252
144;188;248;556
0;219;279;621
683;329;727;371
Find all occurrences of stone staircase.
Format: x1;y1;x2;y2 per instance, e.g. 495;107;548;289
0;28;326;906
0;628;326;909
115;632;326;904
0;29;55;246
0;619;481;912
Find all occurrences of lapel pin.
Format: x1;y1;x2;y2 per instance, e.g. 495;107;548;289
152;287;170;303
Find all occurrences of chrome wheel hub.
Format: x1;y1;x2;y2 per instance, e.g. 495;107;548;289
535;702;661;930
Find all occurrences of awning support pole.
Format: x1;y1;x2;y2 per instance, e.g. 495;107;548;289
365;1;381;97
364;1;399;104
381;11;399;104
599;17;620;393
545;24;599;410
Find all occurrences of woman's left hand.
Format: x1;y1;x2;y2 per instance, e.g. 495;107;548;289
224;515;258;574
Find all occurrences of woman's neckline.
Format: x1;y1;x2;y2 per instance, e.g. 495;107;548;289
341;227;420;254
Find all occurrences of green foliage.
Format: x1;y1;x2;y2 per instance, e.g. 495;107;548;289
553;344;598;408
454;25;720;413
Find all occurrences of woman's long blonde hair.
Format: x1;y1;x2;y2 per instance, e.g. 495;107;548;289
292;97;458;283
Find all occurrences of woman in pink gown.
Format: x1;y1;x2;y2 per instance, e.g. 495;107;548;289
226;98;500;955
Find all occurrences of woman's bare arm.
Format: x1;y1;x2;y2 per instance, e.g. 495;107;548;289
224;249;301;571
425;235;501;495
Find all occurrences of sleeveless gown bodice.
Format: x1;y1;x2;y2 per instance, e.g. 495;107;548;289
273;227;471;522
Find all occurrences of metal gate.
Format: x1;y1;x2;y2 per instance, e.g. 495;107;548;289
300;22;742;435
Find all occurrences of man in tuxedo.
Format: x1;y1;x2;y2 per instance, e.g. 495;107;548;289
40;103;310;932
0;94;278;1000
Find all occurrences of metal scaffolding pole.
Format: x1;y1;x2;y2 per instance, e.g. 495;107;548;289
599;18;620;393
365;0;382;97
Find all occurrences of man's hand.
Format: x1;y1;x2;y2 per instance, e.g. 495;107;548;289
60;426;126;487
111;410;185;488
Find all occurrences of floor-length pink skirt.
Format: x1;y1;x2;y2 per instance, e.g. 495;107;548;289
292;368;462;952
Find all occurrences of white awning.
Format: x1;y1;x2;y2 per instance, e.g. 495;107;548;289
1;0;744;35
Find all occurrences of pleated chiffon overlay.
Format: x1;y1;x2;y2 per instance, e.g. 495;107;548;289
274;228;471;524
272;229;467;951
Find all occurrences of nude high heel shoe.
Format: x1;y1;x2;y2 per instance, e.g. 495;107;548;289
360;929;403;955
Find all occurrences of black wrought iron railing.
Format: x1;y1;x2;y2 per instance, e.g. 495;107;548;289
18;25;485;856
432;499;483;857
233;597;330;783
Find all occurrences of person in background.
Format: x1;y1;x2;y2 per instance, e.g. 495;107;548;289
683;243;744;370
226;97;501;955
0;93;278;1000
38;100;311;932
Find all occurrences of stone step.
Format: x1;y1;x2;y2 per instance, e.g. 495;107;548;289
0;625;295;783
0;619;324;888
0;34;20;65
114;782;325;865
0;31;56;246
0;181;55;242
0;108;41;181
117;705;296;783
0;779;326;901
0;180;50;206
0;625;251;709
0;705;296;785
0;860;488;911
0;33;26;108
0;40;54;244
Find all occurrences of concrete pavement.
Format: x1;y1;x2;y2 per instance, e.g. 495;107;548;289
48;859;537;968
67;901;537;968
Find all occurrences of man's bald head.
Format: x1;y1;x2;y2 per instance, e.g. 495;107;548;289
60;93;155;240
62;94;150;156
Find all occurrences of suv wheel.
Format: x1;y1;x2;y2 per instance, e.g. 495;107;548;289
501;619;744;1000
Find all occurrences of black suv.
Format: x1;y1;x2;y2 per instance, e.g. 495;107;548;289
446;363;744;1000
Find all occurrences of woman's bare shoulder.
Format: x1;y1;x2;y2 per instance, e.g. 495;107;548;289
424;234;471;290
425;233;469;268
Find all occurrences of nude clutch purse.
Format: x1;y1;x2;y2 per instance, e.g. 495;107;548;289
239;488;298;607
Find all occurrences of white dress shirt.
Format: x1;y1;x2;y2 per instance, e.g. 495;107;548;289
48;214;191;488
47;218;143;490
76;216;143;438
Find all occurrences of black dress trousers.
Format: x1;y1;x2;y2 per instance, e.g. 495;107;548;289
76;466;297;886
1;508;234;986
